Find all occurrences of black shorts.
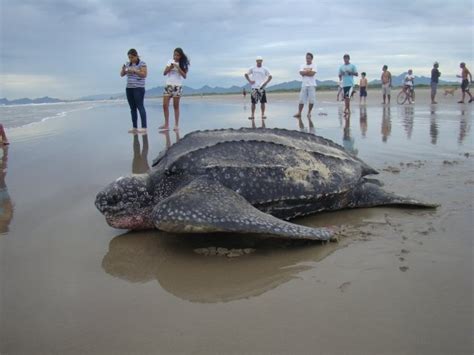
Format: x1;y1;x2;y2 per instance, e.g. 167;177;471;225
461;79;470;92
343;86;352;98
359;87;367;97
251;88;267;104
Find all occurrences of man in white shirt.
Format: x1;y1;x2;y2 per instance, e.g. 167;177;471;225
294;52;317;119
244;56;272;120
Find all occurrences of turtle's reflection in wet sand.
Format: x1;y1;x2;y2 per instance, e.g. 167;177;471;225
102;231;342;303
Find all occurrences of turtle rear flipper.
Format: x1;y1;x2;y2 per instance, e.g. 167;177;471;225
349;180;439;209
152;177;334;241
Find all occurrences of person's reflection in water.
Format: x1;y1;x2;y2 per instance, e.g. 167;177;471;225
429;104;439;145
458;109;470;144
381;105;392;143
0;146;13;235
308;115;315;134
337;106;344;127
401;105;414;139
159;129;181;151
132;134;150;174
296;116;305;132
101;232;342;303
359;106;368;138
249;118;266;129
342;117;358;155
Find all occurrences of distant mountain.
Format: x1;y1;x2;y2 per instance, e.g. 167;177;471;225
79;93;123;101
0;96;64;105
369;73;456;86
143;79;339;97
15;74;457;105
264;79;338;92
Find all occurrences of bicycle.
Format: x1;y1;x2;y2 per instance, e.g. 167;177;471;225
397;86;416;104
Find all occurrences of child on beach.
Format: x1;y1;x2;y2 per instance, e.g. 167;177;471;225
359;72;368;105
336;80;343;101
160;48;190;131
121;48;148;134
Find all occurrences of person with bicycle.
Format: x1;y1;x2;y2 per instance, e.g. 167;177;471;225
403;69;415;104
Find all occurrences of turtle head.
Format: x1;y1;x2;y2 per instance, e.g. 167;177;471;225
95;175;154;230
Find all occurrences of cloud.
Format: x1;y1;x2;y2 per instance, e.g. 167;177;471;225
1;0;473;99
0;74;65;98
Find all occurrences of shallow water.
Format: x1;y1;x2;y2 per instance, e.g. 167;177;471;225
0;90;472;354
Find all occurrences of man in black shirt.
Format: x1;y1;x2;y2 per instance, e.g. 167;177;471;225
431;62;441;104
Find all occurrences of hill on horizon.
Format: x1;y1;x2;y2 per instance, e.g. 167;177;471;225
2;74;459;104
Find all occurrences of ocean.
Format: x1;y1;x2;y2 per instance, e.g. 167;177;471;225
0;100;113;129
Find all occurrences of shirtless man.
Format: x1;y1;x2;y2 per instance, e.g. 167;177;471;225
381;65;392;104
456;62;473;103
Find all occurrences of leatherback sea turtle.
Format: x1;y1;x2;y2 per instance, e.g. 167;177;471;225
95;128;436;241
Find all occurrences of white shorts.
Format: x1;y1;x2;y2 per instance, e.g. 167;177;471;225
382;83;391;95
299;86;316;104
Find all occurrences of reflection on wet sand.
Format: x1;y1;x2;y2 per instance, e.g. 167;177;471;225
0;146;13;235
400;105;414;139
359;106;367;138
458;109;470;144
294;116;315;134
342;117;357;155
381;106;392;142
250;118;266;129
102;232;341;303
132;134;150;174
159;129;181;150
430;105;439;145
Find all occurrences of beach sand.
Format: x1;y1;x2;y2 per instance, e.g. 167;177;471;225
0;88;472;354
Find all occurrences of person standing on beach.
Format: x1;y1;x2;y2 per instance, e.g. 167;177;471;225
160;48;190;131
404;69;415;104
293;52;317;119
381;65;392;105
359;72;368;105
121;49;148;134
431;62;441;104
338;54;358;115
245;56;272;120
456;62;473;103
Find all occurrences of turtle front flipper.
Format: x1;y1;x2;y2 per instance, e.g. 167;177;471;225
152;177;334;241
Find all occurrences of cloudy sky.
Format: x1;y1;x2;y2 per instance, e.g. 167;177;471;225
1;0;473;99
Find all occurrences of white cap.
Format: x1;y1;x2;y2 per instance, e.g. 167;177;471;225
256;56;263;61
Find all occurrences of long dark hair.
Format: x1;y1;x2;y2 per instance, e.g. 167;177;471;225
127;48;140;65
174;47;190;72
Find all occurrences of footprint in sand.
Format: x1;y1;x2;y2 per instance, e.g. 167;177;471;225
338;281;351;292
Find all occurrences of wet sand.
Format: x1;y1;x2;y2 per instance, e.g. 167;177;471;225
0;89;472;354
